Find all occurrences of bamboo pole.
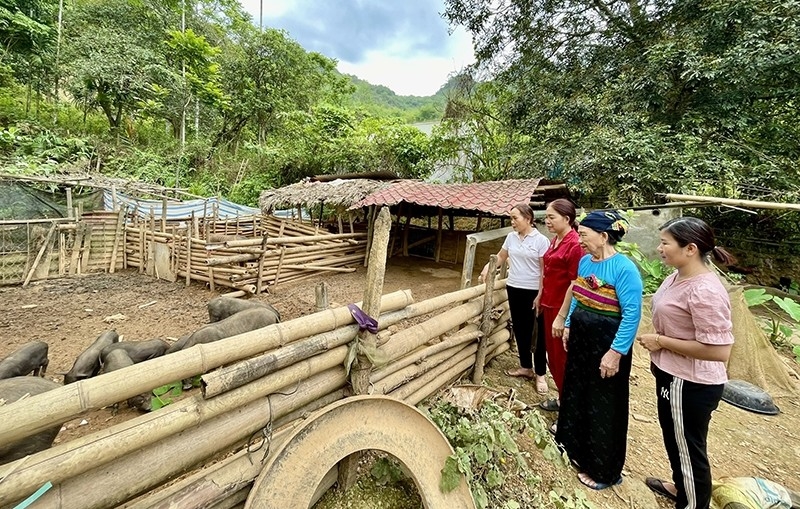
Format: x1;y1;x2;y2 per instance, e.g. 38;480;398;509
388;343;478;402
273;246;286;286
662;193;800;211
256;234;268;294
22;222;56;286
370;325;481;385
224;232;365;248
202;308;410;398
405;341;510;407
473;254;498;383
69;225;82;276
374;342;476;395
66;187;73;218
435;207;443;263
380;298;484;361
14;369;347;509
0;289;413;451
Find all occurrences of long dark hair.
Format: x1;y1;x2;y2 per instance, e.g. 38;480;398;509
512;203;535;226
547;198;577;230
659;217;736;266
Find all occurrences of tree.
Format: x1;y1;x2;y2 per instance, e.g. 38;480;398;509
62;0;170;130
443;0;800;205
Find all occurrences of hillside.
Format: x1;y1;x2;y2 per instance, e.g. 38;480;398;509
344;74;453;122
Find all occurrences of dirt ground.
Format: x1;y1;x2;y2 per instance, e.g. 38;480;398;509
1;257;799;508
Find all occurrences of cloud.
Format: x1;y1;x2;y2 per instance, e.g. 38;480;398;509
253;0;451;62
239;0;474;96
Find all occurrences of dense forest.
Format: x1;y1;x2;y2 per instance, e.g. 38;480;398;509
0;0;453;206
2;0;800;258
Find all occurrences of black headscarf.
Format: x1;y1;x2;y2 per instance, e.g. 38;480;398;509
579;211;629;241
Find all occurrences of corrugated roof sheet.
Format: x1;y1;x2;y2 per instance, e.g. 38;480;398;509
350;179;543;216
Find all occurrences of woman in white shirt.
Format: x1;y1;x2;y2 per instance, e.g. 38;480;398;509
480;203;550;378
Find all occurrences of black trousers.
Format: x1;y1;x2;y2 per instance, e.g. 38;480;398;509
533;311;546;376
652;363;724;509
506;285;540;370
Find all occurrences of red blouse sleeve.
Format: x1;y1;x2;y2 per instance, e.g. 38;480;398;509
565;239;583;280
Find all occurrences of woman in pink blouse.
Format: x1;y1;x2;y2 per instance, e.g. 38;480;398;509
637;217;736;509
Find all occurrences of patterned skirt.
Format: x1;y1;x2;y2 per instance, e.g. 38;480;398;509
555;306;632;484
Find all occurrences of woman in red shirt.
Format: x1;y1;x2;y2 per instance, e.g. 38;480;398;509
535;199;583;411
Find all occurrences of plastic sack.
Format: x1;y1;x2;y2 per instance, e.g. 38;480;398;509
711;477;792;509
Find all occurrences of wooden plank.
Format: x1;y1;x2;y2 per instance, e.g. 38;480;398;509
23;223;56;286
109;211;125;273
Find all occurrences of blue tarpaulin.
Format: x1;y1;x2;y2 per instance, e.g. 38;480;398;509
103;190;260;220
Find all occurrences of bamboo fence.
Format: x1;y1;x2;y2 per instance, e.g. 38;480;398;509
0;212;126;286
125;213;367;294
0;278;511;509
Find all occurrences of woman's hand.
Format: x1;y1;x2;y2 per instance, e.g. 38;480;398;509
599;349;622;378
478;263;489;283
552;314;566;338
562;327;570;351
533;294;541;313
636;333;663;352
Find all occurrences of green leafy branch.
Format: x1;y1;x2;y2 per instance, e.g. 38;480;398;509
744;288;800;357
429;400;593;509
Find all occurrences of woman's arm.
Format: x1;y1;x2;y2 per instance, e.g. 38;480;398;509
533;256;544;311
479;248;509;282
638;333;733;362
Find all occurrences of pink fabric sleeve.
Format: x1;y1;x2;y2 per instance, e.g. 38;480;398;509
687;282;734;345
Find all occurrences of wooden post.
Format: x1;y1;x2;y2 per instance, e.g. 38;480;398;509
401;210;411;256
364;205;374;268
473;255;498;383
273;245;286;286
23;223;56;286
337;214;343;234
138;219;145;274
435;207;443;263
109;210;125;273
460;237;478;289
80;224;92;274
161;196;167;232
111;184;118;211
315;282;329;311
70;224;83;275
185;223;192;287
66;187;73;218
256;233;269;294
338;207;392;491
58;231;65;275
348;211;354;234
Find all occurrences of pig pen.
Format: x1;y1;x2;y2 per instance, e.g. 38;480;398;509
0;245;509;508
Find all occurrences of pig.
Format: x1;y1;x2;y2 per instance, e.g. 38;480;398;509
165;334;191;355
207;296;281;323
101;350;151;412
183;307;280;351
0;341;49;379
100;339;169;364
175;307;280;389
63;331;119;384
0;377;63;465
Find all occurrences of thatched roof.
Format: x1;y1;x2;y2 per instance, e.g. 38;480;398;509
259;178;393;212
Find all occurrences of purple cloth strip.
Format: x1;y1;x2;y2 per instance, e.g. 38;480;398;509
347;303;378;334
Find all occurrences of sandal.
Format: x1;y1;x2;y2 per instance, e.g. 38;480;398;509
505;368;534;379
578;472;622;491
645;477;677;502
539;398;560;412
535;375;548;394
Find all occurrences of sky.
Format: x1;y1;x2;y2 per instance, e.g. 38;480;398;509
239;0;475;97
